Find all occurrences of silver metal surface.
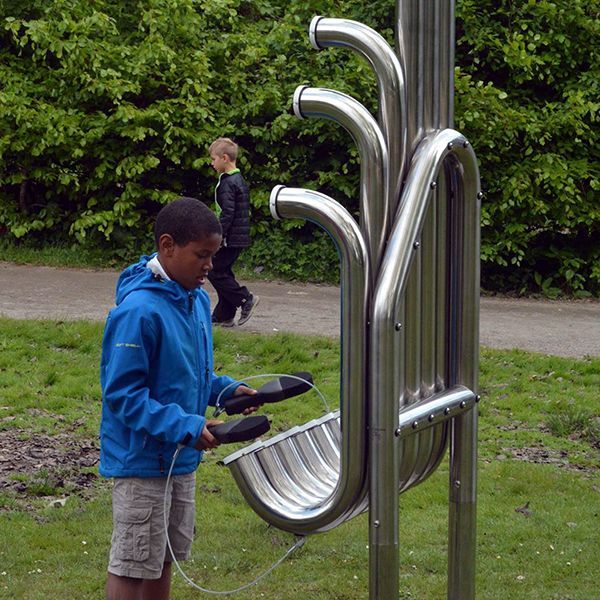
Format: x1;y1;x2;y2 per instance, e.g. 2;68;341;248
293;85;388;270
222;186;370;533
309;16;407;221
396;0;455;149
369;129;480;598
223;7;480;598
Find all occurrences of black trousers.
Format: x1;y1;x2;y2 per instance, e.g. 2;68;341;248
207;246;250;321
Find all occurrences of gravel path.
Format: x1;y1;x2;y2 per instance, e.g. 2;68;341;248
1;261;598;358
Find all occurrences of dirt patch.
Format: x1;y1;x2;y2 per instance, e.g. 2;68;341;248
0;427;100;503
503;446;599;472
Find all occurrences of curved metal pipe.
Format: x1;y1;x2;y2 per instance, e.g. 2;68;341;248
369;128;480;598
293;85;388;271
223;185;370;533
309;16;407;222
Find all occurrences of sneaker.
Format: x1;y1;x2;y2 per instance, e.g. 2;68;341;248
212;318;235;328
238;295;260;326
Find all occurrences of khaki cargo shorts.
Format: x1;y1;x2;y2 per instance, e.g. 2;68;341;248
108;473;196;579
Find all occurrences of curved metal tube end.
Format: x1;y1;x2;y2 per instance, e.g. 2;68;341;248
309;16;324;50
293;85;308;119
270;185;285;221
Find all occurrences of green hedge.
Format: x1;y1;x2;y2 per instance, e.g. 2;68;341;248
455;0;599;296
0;0;597;294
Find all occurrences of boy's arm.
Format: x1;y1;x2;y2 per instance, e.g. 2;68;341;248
101;308;205;448
208;373;244;407
216;181;237;238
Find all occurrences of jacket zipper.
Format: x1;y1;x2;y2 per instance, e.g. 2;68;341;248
188;292;206;412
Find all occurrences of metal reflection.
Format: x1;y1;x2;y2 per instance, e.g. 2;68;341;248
293;86;388;270
221;5;480;599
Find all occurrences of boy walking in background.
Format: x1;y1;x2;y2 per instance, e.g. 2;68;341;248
100;197;257;599
208;137;259;327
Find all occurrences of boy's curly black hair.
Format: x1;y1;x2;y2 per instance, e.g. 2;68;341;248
154;197;221;248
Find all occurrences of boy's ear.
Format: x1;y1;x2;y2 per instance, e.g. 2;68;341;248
158;233;176;256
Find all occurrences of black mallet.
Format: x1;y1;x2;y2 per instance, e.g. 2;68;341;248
215;372;313;416
208;415;270;444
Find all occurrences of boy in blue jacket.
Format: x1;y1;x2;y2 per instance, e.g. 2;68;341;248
100;197;257;599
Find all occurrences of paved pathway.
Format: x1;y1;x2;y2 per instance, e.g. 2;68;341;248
0;261;598;358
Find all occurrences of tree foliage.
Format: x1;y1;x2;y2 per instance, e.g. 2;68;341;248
455;0;599;296
0;0;597;293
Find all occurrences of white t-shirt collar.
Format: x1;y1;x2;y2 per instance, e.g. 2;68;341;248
147;255;171;281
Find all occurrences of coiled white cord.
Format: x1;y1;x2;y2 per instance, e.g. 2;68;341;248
163;446;305;596
163;372;329;595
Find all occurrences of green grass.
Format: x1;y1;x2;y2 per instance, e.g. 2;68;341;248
0;318;598;599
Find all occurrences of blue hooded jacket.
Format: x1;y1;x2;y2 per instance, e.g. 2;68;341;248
99;254;240;478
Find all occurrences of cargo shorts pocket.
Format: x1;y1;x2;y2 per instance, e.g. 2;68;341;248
114;506;152;562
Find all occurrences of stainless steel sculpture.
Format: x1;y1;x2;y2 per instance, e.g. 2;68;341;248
222;2;481;598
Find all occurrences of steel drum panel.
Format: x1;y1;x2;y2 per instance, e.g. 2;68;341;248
269;438;335;499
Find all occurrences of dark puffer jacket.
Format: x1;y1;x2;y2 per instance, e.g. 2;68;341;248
215;171;251;248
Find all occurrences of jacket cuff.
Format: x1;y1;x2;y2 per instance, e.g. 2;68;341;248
181;416;205;448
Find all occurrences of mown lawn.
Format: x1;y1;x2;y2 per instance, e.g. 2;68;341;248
0;318;598;599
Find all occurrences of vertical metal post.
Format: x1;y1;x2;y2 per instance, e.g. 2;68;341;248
447;153;480;599
269;5;479;599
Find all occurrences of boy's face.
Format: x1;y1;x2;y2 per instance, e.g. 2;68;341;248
158;233;222;290
210;151;229;174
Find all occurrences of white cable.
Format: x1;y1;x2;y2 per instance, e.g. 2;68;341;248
163;372;329;595
164;446;305;596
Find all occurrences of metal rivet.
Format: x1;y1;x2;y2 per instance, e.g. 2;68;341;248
413;241;420;249
463;140;470;148
395;428;401;437
447;142;454;150
430;181;437;189
477;191;483;200
460;401;466;409
395;322;403;331
428;414;435;422
444;407;450;415
412;421;419;429
475;395;481;403
374;520;380;528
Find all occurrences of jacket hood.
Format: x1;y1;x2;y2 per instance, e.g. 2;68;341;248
115;254;196;307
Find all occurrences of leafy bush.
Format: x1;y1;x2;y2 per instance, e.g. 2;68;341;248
0;0;597;295
455;0;599;295
242;224;340;283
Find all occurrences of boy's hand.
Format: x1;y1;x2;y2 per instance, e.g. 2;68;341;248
233;385;261;415
195;419;223;450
